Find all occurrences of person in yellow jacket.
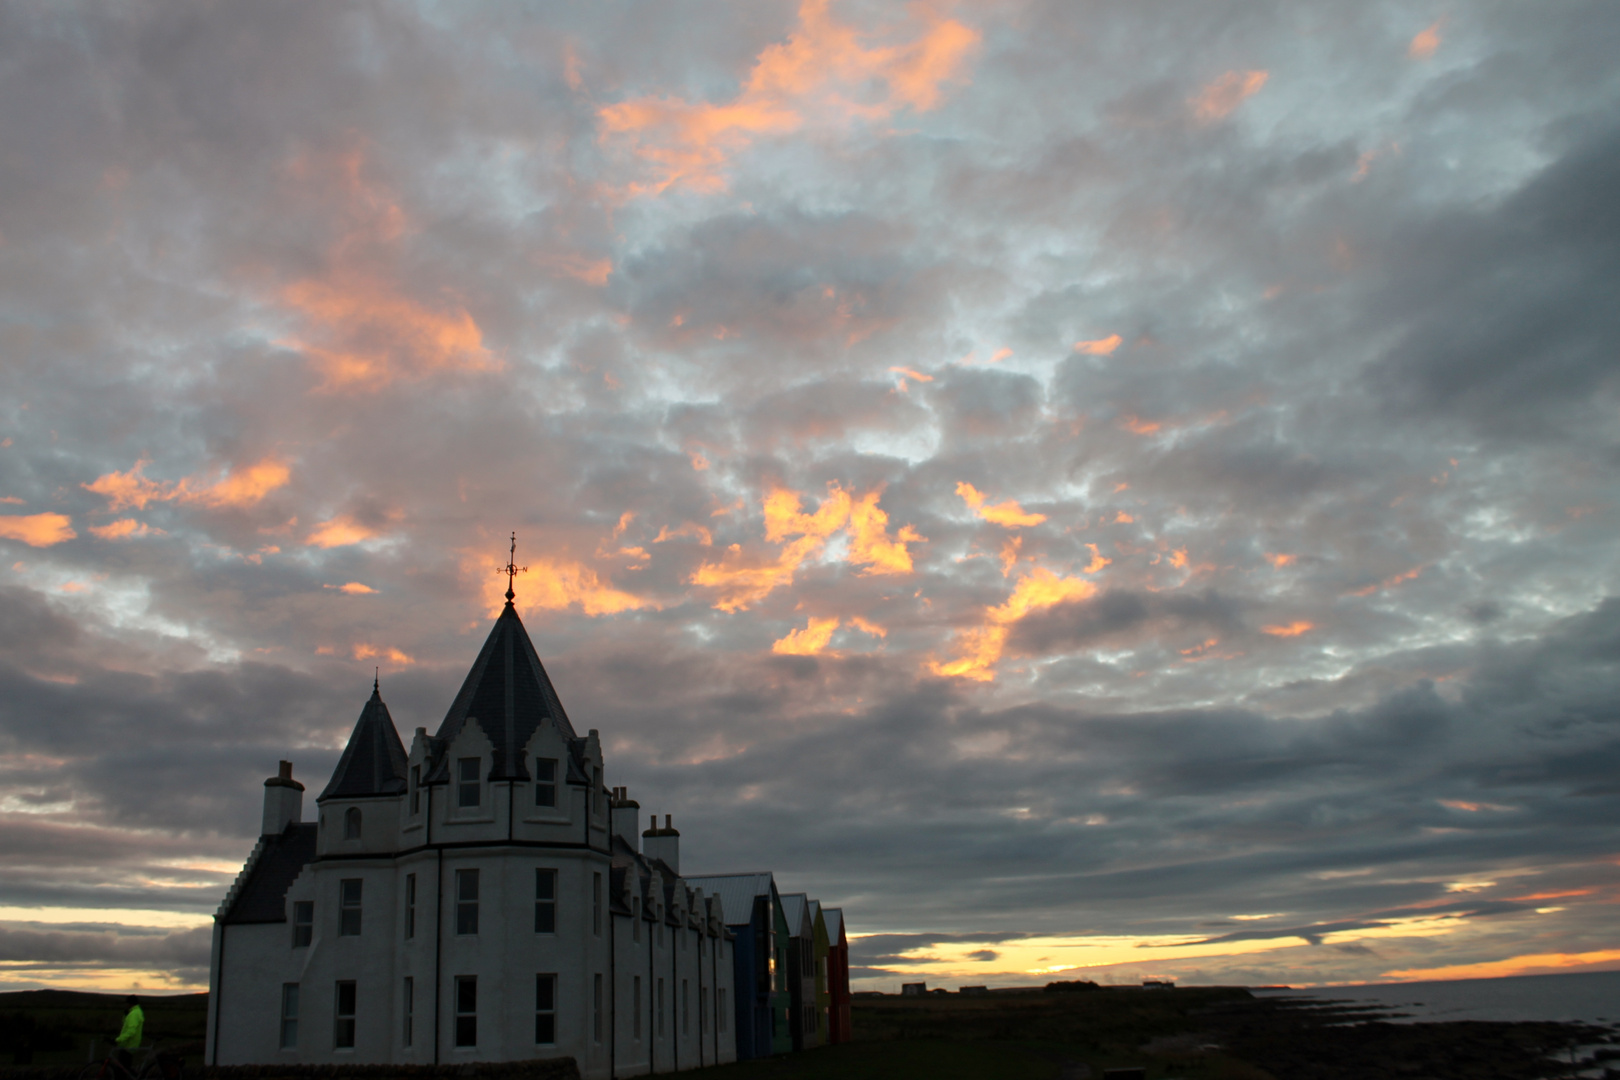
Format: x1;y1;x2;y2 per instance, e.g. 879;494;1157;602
113;995;143;1072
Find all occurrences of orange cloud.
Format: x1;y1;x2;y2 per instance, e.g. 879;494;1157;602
931;567;1098;681
848;615;887;639
525;558;657;617
1408;17;1444;59
83;456;290;512
353;643;414;666
772;616;840;656
1350;566;1424;597
1114;511;1135;524
889;366;934;391
325;582;377;595
88;518;151;541
307;516;381;549
1082;543;1111;574
597;0;979;197
1263;552;1296;568
282;276;497;392
988;346;1013;363
957;481;1046;528
1168;547;1188;569
0;513;75;547
1262;621;1314;637
653;521;714;546
1119;415;1161;436
1190;69;1268;122
1384;948;1620;983
693;484;922;610
848;490;925;574
1000;536;1023;576
1073;334;1122;356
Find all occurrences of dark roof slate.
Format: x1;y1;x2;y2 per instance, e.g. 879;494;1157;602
222;823;316;924
430;602;578;781
319;686;409;801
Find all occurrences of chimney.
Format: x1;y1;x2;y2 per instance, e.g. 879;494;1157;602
262;760;305;836
643;813;680;873
611;787;641;851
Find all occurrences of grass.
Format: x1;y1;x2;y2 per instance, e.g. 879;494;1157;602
682;988;1274;1080
0;990;207;1068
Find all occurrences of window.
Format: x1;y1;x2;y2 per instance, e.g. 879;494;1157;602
279;984;299;1049
339;879;362;936
534;868;556;933
404;874;416;940
292;901;313;947
458;758;481;808
682;979;689;1035
657;978;665;1037
534;757;557;807
410;765;420;816
632;897;641;943
592;872;602;936
534;973;556;1045
718;989;726;1034
455;976;477;1047
633;976;642;1039
456;869;479;935
402;977;413;1047
343;806;362;840
593;973;604;1044
334;980;356;1049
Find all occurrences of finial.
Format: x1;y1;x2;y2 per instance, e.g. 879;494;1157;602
499;531;527;605
374;668;379;694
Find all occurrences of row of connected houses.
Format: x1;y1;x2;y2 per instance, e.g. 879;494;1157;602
208;593;850;1076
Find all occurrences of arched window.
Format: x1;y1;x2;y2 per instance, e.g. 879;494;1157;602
344;806;362;840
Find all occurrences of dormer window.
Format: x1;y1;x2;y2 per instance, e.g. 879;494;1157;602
458;758;481;808
343;807;362;840
534;758;557;808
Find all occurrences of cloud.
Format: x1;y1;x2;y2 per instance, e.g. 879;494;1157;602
87;519;152;541
957;481;1046;528
596;0;980;197
0;514;76;547
307;515;382;549
1408;18;1445;60
931;567;1098;680
83;458;291;512
1189;70;1268;122
772;616;839;656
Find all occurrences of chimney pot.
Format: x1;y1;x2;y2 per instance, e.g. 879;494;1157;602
665;814;672;830
278;760;292;780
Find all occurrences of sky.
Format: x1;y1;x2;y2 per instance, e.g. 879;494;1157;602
1;0;1618;996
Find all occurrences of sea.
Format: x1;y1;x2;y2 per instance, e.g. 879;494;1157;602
1252;968;1620;1027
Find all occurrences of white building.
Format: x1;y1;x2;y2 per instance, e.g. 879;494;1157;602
206;593;738;1076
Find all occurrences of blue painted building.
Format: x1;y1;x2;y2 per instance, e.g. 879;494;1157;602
685;872;790;1060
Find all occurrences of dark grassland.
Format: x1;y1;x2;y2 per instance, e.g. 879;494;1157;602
2;985;1615;1079
0;990;205;1067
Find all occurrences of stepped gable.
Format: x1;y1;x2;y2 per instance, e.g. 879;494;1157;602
430;600;579;782
222;823;317;924
318;682;410;801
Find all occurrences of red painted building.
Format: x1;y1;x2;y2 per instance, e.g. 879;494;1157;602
822;907;852;1043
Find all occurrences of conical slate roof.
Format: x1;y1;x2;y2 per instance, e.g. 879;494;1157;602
431;600;578;781
318;684;409;801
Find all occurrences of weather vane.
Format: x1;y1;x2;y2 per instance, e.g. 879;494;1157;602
499;532;527;603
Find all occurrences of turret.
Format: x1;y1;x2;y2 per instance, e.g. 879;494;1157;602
643;813;680;872
610;787;641;850
262;760;304;835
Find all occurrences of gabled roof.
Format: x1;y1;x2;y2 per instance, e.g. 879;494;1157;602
432;601;578;781
780;891;810;937
318;684;409;801
222;823;316;924
823;907;845;941
685;872;775;929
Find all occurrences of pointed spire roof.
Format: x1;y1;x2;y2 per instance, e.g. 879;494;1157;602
318;683;410;801
432;600;578;781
